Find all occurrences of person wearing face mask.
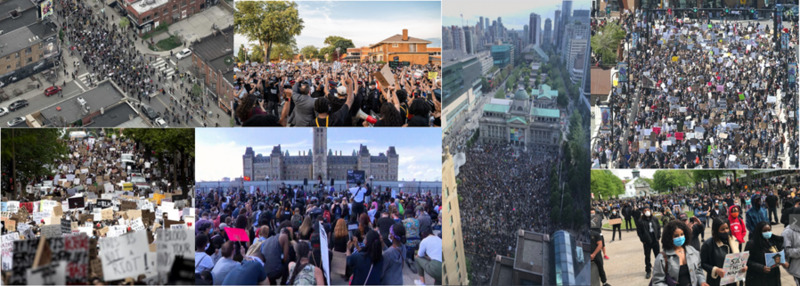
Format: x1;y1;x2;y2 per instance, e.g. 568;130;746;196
610;207;623;241
701;218;746;286
694;203;708;241
381;223;408;285
727;205;747;250
744;221;787;286
637;207;662;279
747;195;769;233
652;220;708;286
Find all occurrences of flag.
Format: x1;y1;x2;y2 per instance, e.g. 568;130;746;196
244;176;251;181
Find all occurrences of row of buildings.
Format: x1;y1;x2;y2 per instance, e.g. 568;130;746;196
0;0;59;85
342;29;441;66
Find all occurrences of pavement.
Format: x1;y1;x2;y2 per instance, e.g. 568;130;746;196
327;261;437;285
596;207;795;286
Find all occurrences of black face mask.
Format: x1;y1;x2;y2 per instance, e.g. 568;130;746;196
719;232;730;241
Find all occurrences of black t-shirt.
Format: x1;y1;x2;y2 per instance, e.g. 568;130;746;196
376;216;395;246
310;104;349;127
591;231;602;261
407;116;428;127
266;85;279;102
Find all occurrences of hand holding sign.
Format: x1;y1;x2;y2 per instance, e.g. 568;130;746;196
224;228;249;242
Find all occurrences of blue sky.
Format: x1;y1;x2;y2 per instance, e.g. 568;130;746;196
234;1;442;55
196;128;442;182
442;0;590;31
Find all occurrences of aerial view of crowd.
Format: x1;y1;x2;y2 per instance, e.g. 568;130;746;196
193;180;442;285
592;10;799;169
232;62;441;127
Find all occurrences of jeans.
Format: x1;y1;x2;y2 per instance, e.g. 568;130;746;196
612;224;622;240
644;241;660;273
416;257;442;285
769;207;778;223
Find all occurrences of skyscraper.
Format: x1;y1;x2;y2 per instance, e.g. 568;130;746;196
442;26;453;50
524;25;529;45
529;13;541;46
559;0;573;49
543;18;552;48
554;10;561;46
464;26;475;54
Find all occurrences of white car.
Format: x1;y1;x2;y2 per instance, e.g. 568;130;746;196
0;107;8;117
155;117;168;128
176;49;192;60
7;116;25;126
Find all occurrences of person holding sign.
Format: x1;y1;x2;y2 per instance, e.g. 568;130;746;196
700;218;747;286
610;207;623;241
744;221;787;286
651;221;708;286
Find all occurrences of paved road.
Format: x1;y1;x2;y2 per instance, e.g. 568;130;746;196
597;209;795;286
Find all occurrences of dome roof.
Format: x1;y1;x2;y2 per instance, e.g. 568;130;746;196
513;88;530;100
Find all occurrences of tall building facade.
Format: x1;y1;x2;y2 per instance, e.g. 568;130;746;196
554;10;561;46
529;13;541;46
242;128;399;182
443;149;468;285
543;18;553;48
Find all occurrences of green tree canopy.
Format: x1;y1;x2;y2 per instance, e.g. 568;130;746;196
590;22;626;67
234;1;304;62
300;45;319;61
319;35;355;61
1;129;68;196
237;44;247;62
269;41;298;61
591;170;625;200
122;129;195;190
249;44;265;62
652;170;693;193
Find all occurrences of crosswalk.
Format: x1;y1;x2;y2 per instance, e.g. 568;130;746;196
152;57;176;78
75;72;94;91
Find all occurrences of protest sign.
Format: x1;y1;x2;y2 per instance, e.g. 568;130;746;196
107;225;127;237
68;197;85;209
101;208;113;220
720;252;749;285
1;232;20;270
609;218;622;225
766;250;785;268
41;224;61;238
61;219;72;234
26;261;67;285
130;218;145;232
224;228;249;242
319;222;331;286
155;228;193;281
98;230;148;281
11;234;89;284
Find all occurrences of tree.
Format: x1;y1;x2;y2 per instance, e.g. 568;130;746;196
237;44;247;62
1;129;68;197
234;1;304;63
191;84;202;98
480;77;489;92
652;170;693;193
249;44;264;63
300;45;319;61
122;129;195;190
590;22;626;67
591;170;625;200
319;35;355;61
120;17;130;31
269;41;298;61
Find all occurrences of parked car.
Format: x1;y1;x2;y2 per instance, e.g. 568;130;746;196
7;116;25;126
8;99;28;111
0;107;8;117
44;85;62;96
176;48;192;60
155;117;169;128
139;105;158;120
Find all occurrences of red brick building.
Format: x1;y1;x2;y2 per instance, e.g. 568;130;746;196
190;26;235;113
121;0;207;35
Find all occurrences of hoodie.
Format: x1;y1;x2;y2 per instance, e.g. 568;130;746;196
728;205;747;244
783;223;800;278
746;194;769;233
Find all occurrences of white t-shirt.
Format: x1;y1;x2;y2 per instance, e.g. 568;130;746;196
195;252;214;274
349;186;366;203
417;235;442;262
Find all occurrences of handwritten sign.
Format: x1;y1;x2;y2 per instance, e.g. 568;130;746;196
129;218;145;232
99;230;148;281
155;228;193;281
26;261;67;285
41;224;62;238
101;208;113;221
68;197;85;209
11;234;89;284
1;232;20;270
720;252;749;285
224;228;249;242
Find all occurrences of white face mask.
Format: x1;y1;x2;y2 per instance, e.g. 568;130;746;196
613;211;617;214
645;211;651;217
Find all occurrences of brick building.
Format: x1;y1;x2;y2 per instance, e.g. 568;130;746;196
366;29;439;65
120;0;210;35
0;0;59;84
190;26;235;113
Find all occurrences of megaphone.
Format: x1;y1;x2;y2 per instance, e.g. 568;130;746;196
357;109;377;125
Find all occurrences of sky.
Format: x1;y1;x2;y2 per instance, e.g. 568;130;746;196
609;169;658;180
196;128;442;182
442;0;590;31
234;1;442;55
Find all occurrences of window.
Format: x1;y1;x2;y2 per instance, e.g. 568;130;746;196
15;52;20;58
392;43;398;47
25;47;32;54
27;57;32;63
5;65;9;69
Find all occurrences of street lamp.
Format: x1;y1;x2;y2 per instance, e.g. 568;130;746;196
335;47;341;62
368;175;374;204
265;175;270;194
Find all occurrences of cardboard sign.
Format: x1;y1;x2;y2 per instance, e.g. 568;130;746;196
130;218;145;232
99;230;148;281
101;208;113;221
32;212;51;225
224;228;249;242
41;224;62;238
609;218;622;225
68;197;85;209
11;234;89;284
4;219;17;232
61;219;72;234
720;252;749;285
120;200;137;211
155;229;193;278
26;261;66;285
1;232;20;270
52;205;63;218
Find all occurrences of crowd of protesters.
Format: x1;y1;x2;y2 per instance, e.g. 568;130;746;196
231;61;441;127
193;180;442;285
456;142;568;285
591;9;799;169
591;175;800;286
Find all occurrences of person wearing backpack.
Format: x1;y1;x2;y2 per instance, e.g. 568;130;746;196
287;241;325;285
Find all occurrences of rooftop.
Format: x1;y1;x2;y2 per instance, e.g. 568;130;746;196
192;26;235;82
0;3;38;33
590;67;612;96
513;88;529;100
483;103;509;114
40;81;126;125
531;107;560;118
370;33;431;48
87;103;146;127
0;21;57;57
531;84;558;99
128;0;170;15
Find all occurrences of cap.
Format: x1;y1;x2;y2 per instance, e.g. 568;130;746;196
677;213;688;221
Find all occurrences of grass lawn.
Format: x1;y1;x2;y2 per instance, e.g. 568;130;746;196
602;211;694;229
154;35;182;51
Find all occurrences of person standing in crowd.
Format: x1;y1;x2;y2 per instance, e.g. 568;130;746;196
695;202;708;238
349;181;367;221
623;203;634;232
211;242;239;285
767;191;780;225
745;221;787;286
728;205;747;251
287;241;325;285
262;223;292;285
195;234;215;277
678;213;704;251
784;207;800;284
747;195;770;233
592;229;611;286
611;207;623;241
701;218;746;286
652;221;707;286
414;229;442;285
638;207;661;279
346;230;383;285
382;223;408;285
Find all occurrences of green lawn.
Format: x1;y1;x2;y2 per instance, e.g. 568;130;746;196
154;35;182;51
602;211;694;229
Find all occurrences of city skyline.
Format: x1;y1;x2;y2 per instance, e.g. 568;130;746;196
442;0;590;31
196;128;442;182
234;1;441;55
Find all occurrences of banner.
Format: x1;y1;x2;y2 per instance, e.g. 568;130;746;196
40;0;53;20
347;170;366;184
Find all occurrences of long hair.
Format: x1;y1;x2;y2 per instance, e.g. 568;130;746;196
748;221;772;250
711;218;729;243
334;218;348;239
379;102;404;126
299;215;313;239
661;220;692;251
235;94;257;122
288;241;312;285
358;213;371;237
363;230;383;263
